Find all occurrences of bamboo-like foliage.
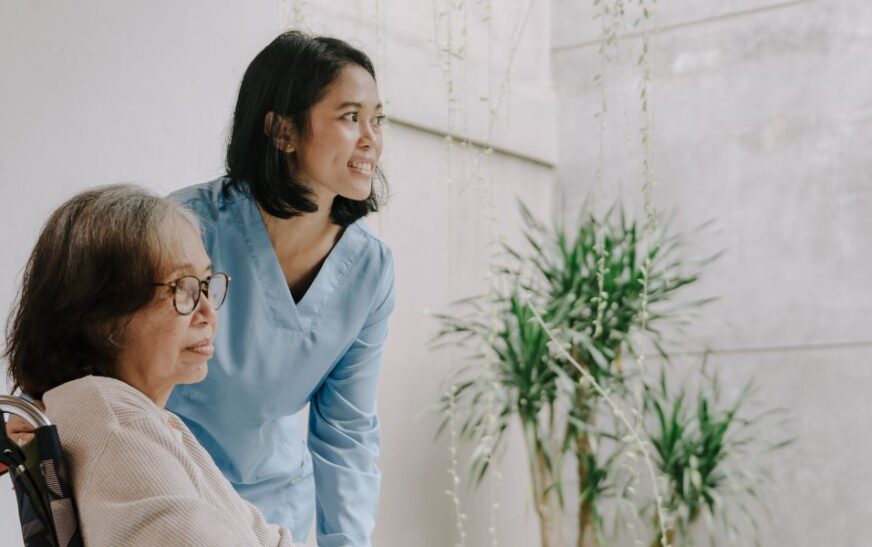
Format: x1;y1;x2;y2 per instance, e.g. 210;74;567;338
434;203;714;546
512;204;713;379
645;369;792;547
510;204;714;546
434;288;564;546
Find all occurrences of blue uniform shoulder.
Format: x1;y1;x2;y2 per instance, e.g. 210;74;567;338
168;177;239;223
349;218;393;266
347;220;394;311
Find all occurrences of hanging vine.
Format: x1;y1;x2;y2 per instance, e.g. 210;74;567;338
431;1;537;545
591;0;624;341
432;2;470;544
431;0;672;545
281;0;308;28
585;0;671;545
637;0;658;339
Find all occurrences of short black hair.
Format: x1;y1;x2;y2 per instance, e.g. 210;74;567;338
226;30;387;227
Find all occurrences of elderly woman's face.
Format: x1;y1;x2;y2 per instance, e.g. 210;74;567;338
115;220;218;407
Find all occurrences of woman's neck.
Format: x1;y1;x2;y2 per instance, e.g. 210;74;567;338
259;204;342;260
257;182;346;301
114;370;172;409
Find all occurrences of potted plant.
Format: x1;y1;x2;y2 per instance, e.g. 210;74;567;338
434;202;713;546
644;367;793;547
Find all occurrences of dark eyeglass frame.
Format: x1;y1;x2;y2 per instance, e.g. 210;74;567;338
151;272;231;316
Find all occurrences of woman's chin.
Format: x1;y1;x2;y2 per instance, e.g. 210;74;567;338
179;362;209;385
339;177;374;201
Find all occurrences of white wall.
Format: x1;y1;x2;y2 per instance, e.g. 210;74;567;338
0;1;284;543
0;1;556;545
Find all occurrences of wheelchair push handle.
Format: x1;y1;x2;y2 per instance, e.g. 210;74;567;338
0;395;52;429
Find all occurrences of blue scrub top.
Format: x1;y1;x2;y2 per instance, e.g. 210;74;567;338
166;178;395;547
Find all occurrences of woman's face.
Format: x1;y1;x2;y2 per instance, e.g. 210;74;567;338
289;64;384;202
115;220;218;407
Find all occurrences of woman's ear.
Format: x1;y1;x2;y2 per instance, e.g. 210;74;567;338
264;112;296;153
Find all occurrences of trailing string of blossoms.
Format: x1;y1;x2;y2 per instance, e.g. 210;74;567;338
631;6;664;541
591;1;654;543
591;0;671;544
637;0;658;341
597;0;671;544
431;0;535;545
281;0;308;29
431;1;471;544
592;0;625;341
430;0;674;544
472;6;502;546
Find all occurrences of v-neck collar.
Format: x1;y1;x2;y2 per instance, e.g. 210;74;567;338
231;183;366;332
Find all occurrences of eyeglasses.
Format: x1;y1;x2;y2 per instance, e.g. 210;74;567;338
151;272;231;316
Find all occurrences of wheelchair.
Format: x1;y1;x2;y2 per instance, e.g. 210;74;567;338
0;395;84;547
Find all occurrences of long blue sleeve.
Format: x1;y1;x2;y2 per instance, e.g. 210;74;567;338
309;254;394;547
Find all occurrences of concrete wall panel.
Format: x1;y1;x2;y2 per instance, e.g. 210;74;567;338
553;0;872;543
553;0;823;50
553;0;872;350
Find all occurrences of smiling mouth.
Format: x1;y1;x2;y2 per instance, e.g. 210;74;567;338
348;160;374;175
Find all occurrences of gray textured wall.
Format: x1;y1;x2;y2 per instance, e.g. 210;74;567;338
553;0;872;545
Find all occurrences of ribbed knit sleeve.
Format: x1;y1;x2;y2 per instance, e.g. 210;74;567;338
45;376;297;547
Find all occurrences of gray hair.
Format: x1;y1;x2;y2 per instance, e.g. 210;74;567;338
6;183;202;398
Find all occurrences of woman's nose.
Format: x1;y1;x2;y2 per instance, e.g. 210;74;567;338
358;123;375;147
194;290;219;324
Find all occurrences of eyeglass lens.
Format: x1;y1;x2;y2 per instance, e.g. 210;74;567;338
174;274;229;315
207;274;229;310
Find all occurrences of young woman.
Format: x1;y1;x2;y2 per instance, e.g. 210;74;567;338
166;31;395;546
6;185;298;546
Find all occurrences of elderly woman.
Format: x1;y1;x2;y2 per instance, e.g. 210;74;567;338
5;185;297;546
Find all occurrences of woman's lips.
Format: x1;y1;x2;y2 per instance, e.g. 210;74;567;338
186;339;214;357
347;160;374;176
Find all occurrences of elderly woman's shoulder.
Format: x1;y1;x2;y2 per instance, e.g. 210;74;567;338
44;376;162;432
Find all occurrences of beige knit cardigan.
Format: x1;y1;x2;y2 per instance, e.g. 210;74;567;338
43;375;298;547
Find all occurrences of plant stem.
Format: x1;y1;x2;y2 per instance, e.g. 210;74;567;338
649;519;675;547
650;502;700;547
521;415;557;547
529;305;671;543
576;430;597;547
571;349;598;547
